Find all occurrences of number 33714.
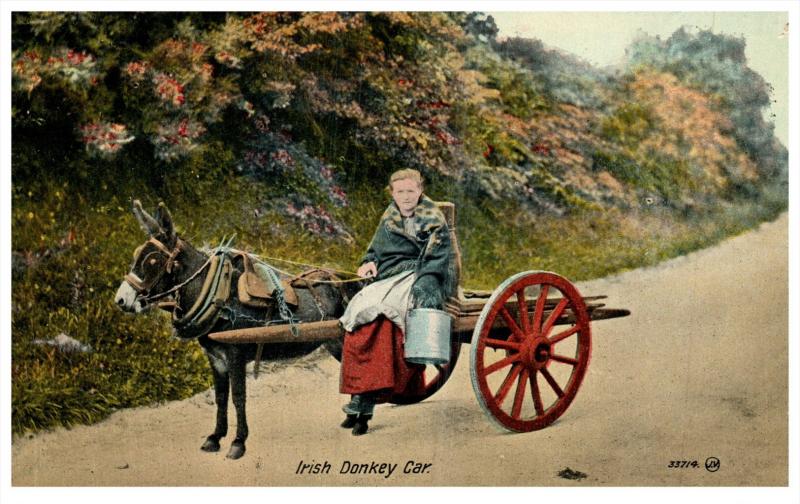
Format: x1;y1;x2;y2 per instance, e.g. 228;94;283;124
667;460;699;468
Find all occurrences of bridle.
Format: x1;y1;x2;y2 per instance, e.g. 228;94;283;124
124;236;210;307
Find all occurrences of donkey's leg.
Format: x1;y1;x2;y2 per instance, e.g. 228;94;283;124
226;348;249;460
201;354;229;452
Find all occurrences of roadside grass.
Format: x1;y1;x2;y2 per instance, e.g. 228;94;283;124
11;177;786;435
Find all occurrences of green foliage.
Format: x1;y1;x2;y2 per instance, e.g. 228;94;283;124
482;60;546;119
599;103;654;147
625;27;787;180
591;149;694;205
457;198;785;290
11;185;212;434
495;36;607;108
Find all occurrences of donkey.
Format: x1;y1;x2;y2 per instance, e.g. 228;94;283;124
115;200;358;459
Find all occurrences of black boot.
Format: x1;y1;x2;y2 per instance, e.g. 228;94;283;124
341;413;358;428
352;414;372;436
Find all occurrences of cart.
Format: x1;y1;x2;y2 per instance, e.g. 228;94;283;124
209;202;630;432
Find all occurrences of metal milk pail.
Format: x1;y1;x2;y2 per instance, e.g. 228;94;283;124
404;308;452;365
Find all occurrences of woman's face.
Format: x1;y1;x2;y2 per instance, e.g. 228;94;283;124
391;178;422;217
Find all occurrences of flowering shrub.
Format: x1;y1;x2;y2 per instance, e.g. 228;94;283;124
124;60;150;82
12;50;43;93
153;118;206;161
284;200;352;241
238;110;351;235
152;73;186;107
13;47;99;93
11;12;786;216
214;50;242;69
79;122;135;157
626;27;786;180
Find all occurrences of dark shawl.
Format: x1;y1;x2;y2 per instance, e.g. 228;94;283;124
360;195;456;309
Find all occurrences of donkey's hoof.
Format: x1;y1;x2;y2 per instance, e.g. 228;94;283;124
201;437;221;452
226;441;246;460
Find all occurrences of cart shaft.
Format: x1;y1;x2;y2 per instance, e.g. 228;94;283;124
207;304;629;345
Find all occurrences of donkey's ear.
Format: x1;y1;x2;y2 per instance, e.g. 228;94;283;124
155;202;176;240
132;199;161;236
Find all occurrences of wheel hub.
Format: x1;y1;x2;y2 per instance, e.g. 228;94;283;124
521;337;551;370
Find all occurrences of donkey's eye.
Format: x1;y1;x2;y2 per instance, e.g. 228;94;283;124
149;258;158;265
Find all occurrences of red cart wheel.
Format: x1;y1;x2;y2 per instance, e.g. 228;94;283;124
390;340;461;405
470;271;591;432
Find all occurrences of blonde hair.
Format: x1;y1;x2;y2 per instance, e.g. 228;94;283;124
387;168;424;192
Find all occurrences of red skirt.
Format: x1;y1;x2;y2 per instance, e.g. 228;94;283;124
339;316;426;401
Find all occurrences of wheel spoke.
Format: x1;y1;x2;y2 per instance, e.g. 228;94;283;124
541;298;570;338
532;285;549;337
516;290;531;337
541;367;565;397
549;325;579;345
484;338;521;351
483;353;520;375
493;364;522;406
551;354;579;366
511;368;529;419
530;370;544;416
499;307;526;341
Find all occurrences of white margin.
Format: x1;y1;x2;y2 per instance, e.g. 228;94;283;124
1;2;798;504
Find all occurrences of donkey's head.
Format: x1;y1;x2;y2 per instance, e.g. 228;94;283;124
114;200;181;313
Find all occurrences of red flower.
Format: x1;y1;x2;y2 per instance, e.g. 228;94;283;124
153;73;185;107
533;143;550;156
435;129;459;145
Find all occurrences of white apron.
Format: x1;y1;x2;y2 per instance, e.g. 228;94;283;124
338;270;416;334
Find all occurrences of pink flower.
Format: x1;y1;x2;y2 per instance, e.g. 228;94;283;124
199;63;214;81
80;121;134;157
66;49;92;65
125;61;150;80
435;129;459;145
153;119;206;160
153;73;185;107
329;185;348;207
270;149;295;168
191;42;208;58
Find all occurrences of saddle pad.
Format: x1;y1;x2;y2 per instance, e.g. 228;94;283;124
237;256;298;308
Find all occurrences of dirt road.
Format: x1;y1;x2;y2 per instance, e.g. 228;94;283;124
11;213;789;486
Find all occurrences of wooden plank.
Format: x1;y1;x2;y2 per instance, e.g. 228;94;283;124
209;319;342;344
208;304;630;346
448;295;608;315
451;306;630;343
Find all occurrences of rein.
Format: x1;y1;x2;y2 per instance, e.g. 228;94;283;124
248;254;366;284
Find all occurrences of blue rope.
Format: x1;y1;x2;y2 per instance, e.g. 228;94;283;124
264;264;299;338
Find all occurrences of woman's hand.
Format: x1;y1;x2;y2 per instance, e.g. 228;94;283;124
357;262;378;278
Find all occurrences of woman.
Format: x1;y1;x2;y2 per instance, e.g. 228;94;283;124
338;169;456;435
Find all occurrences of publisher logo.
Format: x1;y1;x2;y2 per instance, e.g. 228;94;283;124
704;457;720;473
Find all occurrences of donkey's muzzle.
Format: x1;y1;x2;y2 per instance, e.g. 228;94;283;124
114;281;142;313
